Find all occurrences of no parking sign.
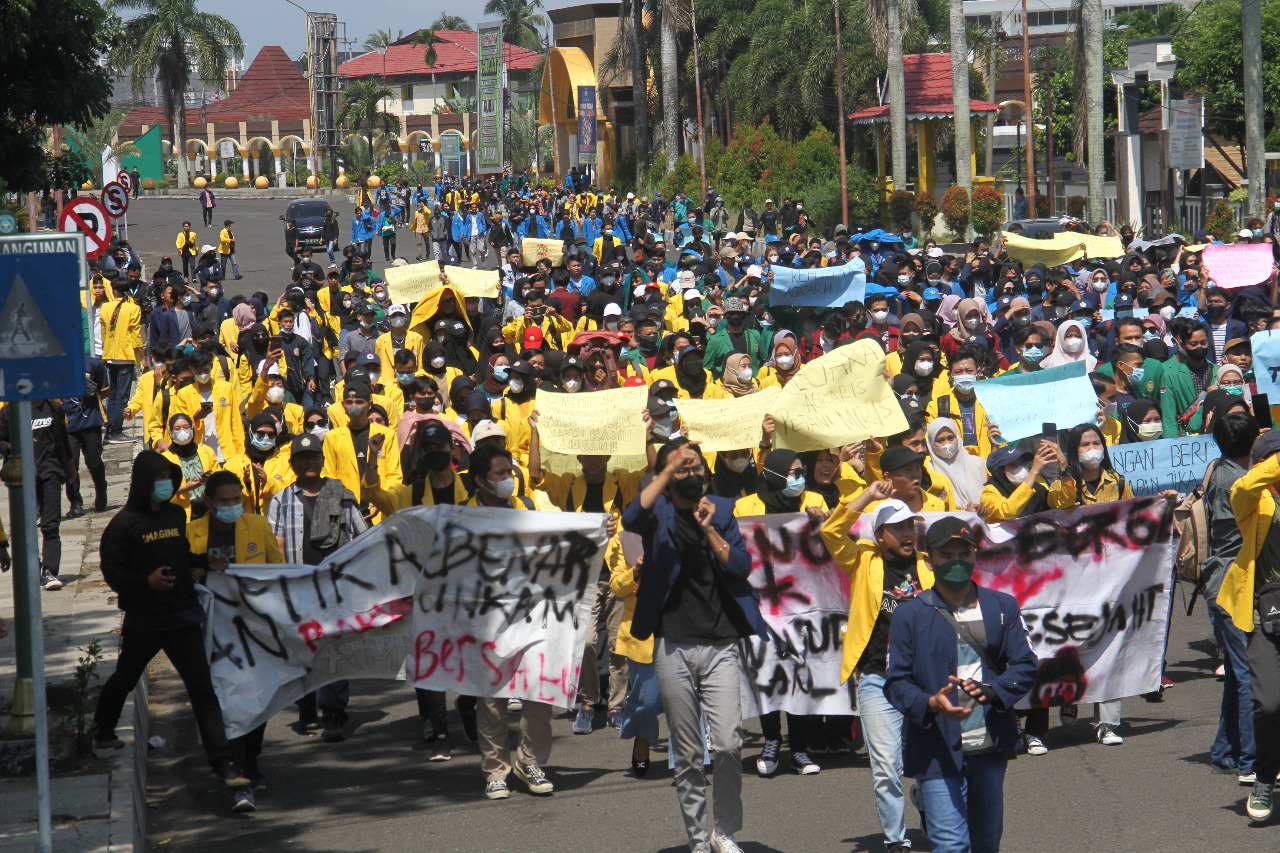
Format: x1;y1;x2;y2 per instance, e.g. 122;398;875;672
59;197;113;259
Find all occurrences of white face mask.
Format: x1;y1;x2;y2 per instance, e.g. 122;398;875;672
368;370;380;386
872;310;889;323
489;476;517;500
1092;279;1109;292
934;440;959;460
430;356;446;369
564;378;581;392
171;428;193;445
1007;465;1030;482
1138;422;1163;440
1062;336;1085;354
1159;306;1176;321
266;386;286;404
725;455;751;473
737;368;753;383
195;372;211;385
310;425;329;438
1079;447;1106;467
775;354;795;371
508;378;524;394
915;360;934;375
964;316;981;330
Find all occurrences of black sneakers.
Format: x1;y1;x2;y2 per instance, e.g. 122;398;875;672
41;569;62;591
1247;780;1274;822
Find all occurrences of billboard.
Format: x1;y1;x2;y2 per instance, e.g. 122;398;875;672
577;85;597;165
477;21;504;174
1167;97;1204;172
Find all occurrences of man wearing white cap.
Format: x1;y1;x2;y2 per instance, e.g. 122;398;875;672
821;480;935;853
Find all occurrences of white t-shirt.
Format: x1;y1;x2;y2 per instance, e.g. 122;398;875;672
200;387;222;463
953;599;994;754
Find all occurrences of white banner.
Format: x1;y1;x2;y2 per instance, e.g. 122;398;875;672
203;506;608;738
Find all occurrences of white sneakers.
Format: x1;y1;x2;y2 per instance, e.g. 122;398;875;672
710;831;744;853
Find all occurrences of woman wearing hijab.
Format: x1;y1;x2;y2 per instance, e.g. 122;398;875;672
477;320;516;369
492;359;538;464
582;349;620;391
480;353;512;402
160;413;219;520
885;314;928;374
1201;389;1250;435
756;331;803;388
1214;364;1251;408
708;447;760;500
673;346;728;399
734;449;830;777
720;352;761;397
1039;320;1097;371
940;298;990;359
926;418;987;510
239;323;272;380
980;442;1061;522
439;319;479;377
578;291;618;334
422;340;462;395
226;303;256;354
898;340;946;403
936;294;963;330
1119;399;1165;444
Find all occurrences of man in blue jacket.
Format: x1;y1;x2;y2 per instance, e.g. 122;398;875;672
885;516;1038;853
622;437;764;853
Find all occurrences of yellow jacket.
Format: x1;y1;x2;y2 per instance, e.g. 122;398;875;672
491;394;536;466
146;383;181;444
175;229;199;258
327;386;403;432
503;314;573;349
732;491;830;517
224;448;295;515
219;226;235;254
173;380;245;459
608;537;651;664
863;491;947;516
980;478;1050;521
161;445;221;519
210;349;251;399
926;391;994;457
245;372;305;435
820;501;934;683
375;329;424;381
1220;454;1280;632
411;207;430;233
186;512;284;564
365;474;471;518
1048;469;1133;508
535;469;643;515
127;369;165;424
321;422;402;522
101;297;142;364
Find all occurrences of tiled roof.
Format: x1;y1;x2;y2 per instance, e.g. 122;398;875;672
848;53;1002;124
122;45;310;127
339;29;541;78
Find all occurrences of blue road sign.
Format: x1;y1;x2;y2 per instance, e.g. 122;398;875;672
0;253;86;401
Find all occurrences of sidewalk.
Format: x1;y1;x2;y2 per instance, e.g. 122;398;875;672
0;439;144;852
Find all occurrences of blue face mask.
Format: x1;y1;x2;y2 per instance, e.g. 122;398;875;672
1129;366;1146;385
782;474;806;497
151;480;175;503
250;434;275;452
1075;317;1092;330
214;504;244;524
1116;309;1133;318
619;346;631;358
952;374;977;393
1021;346;1043;363
396;372;416;384
493;365;509;381
1143;331;1158;343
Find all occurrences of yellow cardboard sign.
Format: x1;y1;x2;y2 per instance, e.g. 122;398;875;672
522;237;564;266
676;387;780;452
384;260;440;305
440;265;501;299
534;385;648;456
999;231;1125;267
771;339;907;451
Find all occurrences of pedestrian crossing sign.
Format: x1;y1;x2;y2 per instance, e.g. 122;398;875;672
0;251;85;401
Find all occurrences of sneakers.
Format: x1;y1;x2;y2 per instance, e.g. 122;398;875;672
250;774;268;791
428;738;452;762
484;779;510;800
756;738;781;776
296;706;320;732
513;762;554;795
507;697;523;713
572;705;595;734
790;752;821;775
1240;772;1258;786
231;786;256;812
211;759;252;787
41;569;62;591
94;733;125;750
1096;725;1124;746
1059;704;1078;726
1216;663;1226;678
1023;733;1048;756
710;831;745;853
106;433;135;445
1247;780;1274;822
457;699;478;743
607;708;623;728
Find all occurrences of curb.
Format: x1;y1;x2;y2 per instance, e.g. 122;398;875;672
105;681;148;852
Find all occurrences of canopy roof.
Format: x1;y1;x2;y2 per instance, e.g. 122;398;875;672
848;53;1002;125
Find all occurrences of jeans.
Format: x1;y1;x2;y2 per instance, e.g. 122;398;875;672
620;660;661;744
105;363;135;437
219;252;240;277
918;751;1008;853
1209;600;1255;773
433;239;451;263
1247;630;1280;784
653;636;743;852
858;672;909;847
95;625;232;766
326;240;337;264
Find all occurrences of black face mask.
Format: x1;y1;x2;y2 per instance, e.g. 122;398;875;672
680;357;704;378
422;450;452;472
725;312;747;327
672;474;707;501
1207;304;1226;318
1185;345;1209;362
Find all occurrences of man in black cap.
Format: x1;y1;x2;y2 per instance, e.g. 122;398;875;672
885;516;1037;853
266;432;368;742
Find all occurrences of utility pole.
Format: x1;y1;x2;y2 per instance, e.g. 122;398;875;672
690;0;707;203
834;0;849;225
1244;0;1264;221
986;23;999;176
1020;0;1035;206
1045;77;1055;214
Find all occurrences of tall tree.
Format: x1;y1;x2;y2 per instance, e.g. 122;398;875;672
107;0;243;189
430;14;473;31
336;79;402;179
362;28;404;52
624;0;651;177
482;0;547;51
1080;0;1105;222
950;0;972;192
1243;0;1264;220
866;0;915;190
662;0;682;171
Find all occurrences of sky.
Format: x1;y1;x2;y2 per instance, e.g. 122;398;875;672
203;0;580;62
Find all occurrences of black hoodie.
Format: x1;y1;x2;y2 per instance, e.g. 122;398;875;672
100;450;207;626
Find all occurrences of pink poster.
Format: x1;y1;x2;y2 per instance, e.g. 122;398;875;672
1203;242;1275;289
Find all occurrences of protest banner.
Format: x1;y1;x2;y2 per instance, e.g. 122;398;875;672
972;360;1097;444
1109;434;1220;496
534;384;648;456
1250;329;1280;399
771;338;907;451
440;264;501;299
676;386;780;452
769;263;866;308
973;497;1175;707
736;514;856;717
522;236;564;266
384;259;440;305
202;506;608;737
1204;242;1274;289
1000;231;1125;267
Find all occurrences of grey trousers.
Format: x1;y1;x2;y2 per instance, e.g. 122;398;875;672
578;575;629;708
653;636;744;852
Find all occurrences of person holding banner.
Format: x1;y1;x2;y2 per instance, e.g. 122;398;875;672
926;346;1000;458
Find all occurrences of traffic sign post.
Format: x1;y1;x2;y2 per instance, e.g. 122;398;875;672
115;169;133;195
0;246;84;853
101;182;129;217
0;232;90;301
59;197;112;260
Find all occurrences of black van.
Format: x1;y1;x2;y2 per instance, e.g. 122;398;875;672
281;198;337;249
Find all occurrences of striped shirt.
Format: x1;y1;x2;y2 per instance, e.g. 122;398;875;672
266;481;368;564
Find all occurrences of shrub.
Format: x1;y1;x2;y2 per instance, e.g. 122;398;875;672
661;154;703;203
970;185;1005;237
941;185;970;237
1066;195;1086;219
1033;192;1051;217
889;190;914;232
914;190;939;237
1206;198;1238;242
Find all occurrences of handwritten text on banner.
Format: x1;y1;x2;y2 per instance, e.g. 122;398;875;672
973;360;1097;444
534;384;649;456
676;386;780;452
383;260;441;305
768;263;867;308
1250;330;1280;399
1204;242;1274;289
1109;434;1220;497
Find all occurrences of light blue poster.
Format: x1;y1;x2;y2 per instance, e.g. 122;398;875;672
1251;330;1280;399
973;361;1097;444
769;263;866;308
1109;434;1220;497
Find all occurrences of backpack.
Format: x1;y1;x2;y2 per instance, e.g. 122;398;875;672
1172;459;1220;605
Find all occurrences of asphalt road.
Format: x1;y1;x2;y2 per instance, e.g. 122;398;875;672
108;194;498;299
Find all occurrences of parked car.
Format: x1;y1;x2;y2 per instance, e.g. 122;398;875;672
281;198;337;249
1002;218;1064;239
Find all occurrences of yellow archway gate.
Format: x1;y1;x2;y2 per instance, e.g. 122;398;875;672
538;46;614;187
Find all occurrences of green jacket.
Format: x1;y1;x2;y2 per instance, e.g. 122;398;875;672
1159;355;1216;438
1096;357;1163;402
703;327;769;377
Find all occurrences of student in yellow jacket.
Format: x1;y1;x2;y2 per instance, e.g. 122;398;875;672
245;364;305;436
322;380;401;523
186;470;284;566
160;413;221;520
125;344;174;441
819;481;933;849
375;305;424;381
361;419;471;515
223;412;295;515
171;350;246;460
979;443;1062;521
924;346;1000;458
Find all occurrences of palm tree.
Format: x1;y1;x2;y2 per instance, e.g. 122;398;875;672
431;13;472;31
1078;0;1105;222
336;79;402;179
623;0;650;177
950;0;972;193
483;0;547;51
865;0;916;191
362;28;403;52
64;109;142;185
106;0;243;188
662;0;683;172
